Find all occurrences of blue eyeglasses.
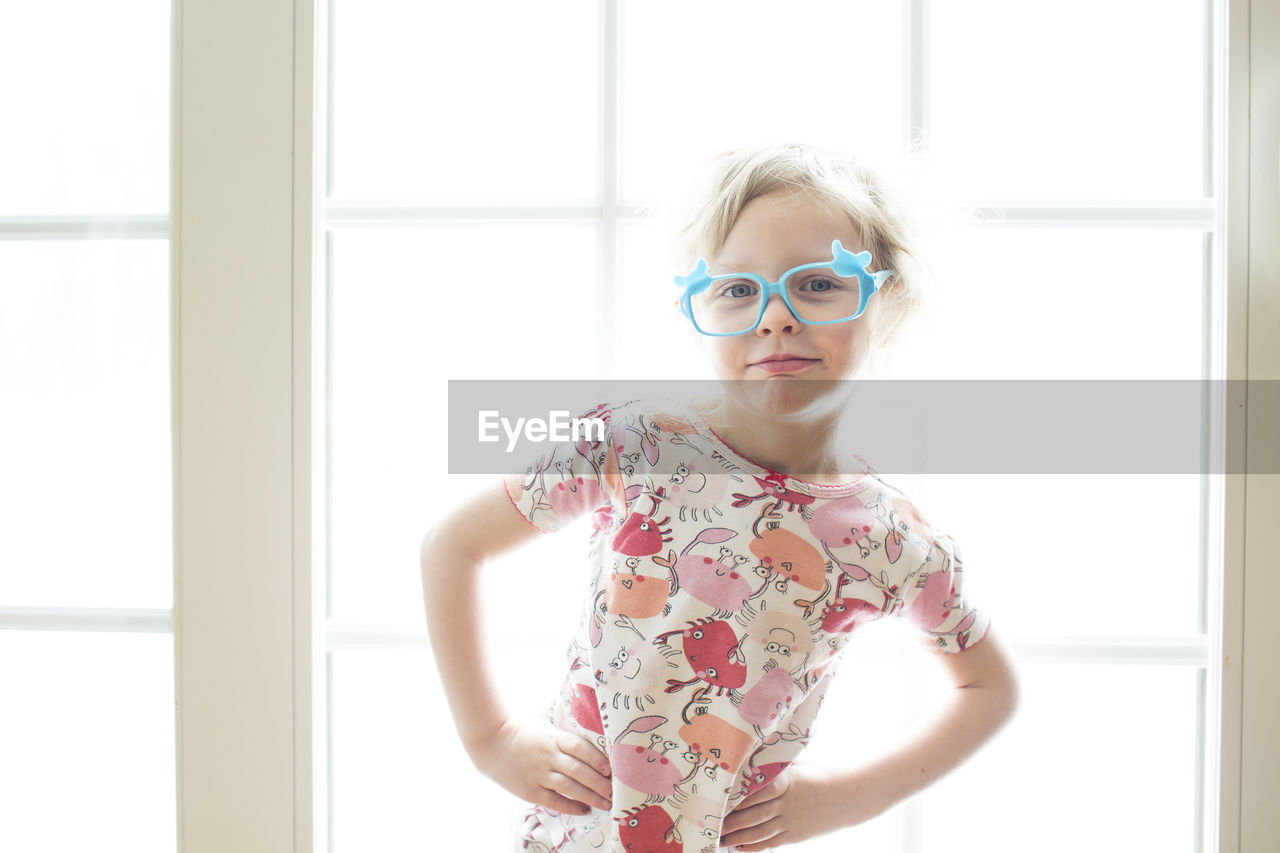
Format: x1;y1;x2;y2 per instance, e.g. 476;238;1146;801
674;239;893;336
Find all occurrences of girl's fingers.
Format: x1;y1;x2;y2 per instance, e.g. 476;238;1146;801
540;788;591;816
556;732;612;779
554;737;613;801
552;752;613;804
720;814;781;849
720;801;759;835
732;778;784;811
546;771;611;812
721;792;785;836
734;832;792;853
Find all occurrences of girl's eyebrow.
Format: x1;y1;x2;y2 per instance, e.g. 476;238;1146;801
709;256;785;272
709;254;828;275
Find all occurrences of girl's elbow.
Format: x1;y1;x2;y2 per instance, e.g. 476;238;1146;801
997;670;1022;720
419;527;438;567
419;527;453;592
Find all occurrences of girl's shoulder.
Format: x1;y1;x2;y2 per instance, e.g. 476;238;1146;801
607;396;705;433
857;471;951;553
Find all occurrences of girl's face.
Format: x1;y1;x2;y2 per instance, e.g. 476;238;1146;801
691;188;882;422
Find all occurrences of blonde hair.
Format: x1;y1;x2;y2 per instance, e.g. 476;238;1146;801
672;143;931;358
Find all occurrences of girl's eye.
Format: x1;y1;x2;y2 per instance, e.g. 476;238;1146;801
718;280;756;300
802;276;844;294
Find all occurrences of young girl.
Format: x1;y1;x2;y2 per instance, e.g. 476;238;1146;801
421;144;1020;853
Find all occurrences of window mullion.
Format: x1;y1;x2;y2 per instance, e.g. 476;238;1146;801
0;214;168;240
0;606;172;633
599;0;621;376
903;0;929;151
966;201;1216;228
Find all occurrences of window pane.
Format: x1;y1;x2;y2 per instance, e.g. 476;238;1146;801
331;0;597;202
931;0;1206;201
802;621;945;852
621;0;903;203
0;631;176;852
0;240;172;608
919;661;1198;853
618;220;708;380
328;225;596;624
886;228;1206;380
0;0;170;216
895;474;1202;639
332;640;576;851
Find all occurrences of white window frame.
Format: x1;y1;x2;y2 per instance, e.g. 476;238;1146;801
174;0;1280;849
307;2;1274;851
169;0;318;850
2;0;1269;851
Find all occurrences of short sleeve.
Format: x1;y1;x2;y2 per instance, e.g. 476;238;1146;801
897;531;991;655
501;401;627;535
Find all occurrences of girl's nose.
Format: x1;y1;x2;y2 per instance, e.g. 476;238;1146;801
756;292;799;334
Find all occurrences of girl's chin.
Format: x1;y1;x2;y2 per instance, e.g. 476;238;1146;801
722;380;851;421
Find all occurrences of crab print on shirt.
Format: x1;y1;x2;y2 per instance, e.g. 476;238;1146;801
500;398;991;853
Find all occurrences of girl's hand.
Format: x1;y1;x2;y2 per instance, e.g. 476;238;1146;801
718;762;879;852
467;717;613;816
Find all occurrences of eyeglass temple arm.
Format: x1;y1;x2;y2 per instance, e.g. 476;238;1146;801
674;243;893;293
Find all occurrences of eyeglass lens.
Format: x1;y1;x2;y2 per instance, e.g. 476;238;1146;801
690;267;863;334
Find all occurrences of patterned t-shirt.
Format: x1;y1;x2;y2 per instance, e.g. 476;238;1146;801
502;398;990;853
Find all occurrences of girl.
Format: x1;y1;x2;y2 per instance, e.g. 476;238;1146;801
421;144;1020;853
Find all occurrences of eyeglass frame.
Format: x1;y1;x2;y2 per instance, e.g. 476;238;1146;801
672;239;893;336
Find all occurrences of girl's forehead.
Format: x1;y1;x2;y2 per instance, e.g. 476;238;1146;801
710;234;864;272
711;191;864;270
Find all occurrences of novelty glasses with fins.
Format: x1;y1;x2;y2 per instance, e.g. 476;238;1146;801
674;239;893;336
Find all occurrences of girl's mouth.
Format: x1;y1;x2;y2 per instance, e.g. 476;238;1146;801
752;358;817;373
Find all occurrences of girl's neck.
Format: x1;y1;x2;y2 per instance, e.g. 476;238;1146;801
695;396;860;485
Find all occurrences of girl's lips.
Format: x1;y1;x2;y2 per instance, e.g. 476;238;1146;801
752;358;817;373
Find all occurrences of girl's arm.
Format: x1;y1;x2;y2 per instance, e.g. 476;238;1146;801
721;627;1020;851
420;483;613;815
837;625;1020;811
